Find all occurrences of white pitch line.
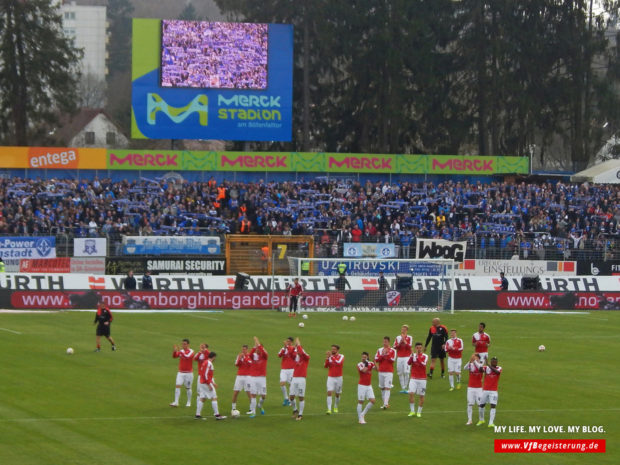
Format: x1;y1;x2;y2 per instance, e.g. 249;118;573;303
1;407;618;423
0;327;22;334
186;314;219;321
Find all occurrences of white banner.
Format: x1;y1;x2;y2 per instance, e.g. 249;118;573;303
343;243;396;258
415;239;466;262
0;273;617;292
456;259;577;276
74;238;107;257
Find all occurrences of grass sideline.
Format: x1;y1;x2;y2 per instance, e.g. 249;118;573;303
0;310;618;465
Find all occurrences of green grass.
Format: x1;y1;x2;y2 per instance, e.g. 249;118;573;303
0;310;618;465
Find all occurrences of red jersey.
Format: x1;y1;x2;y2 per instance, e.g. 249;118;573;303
357;361;376;386
289;283;303;297
235;354;252;376
325;354;345;377
408;353;428;379
194;349;210;367
465;360;484;388
249;345;268;376
199;360;214;385
472;332;491;353
445;337;464;359
292;346;310;378
393;334;413;357
173;348;195;373
374;347;396;372
278;345;297;369
483;366;502;391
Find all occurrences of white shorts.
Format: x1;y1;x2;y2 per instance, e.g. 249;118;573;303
357;384;375;402
480;390;499;405
280;369;294;384
251;376;267;396
396;357;411;375
233;375;249;392
197;382;217;400
448;357;462;373
326;376;343;394
408;378;426;396
290;377;307;397
175;372;193;388
378;372;393;389
478;352;489;364
467;387;482;405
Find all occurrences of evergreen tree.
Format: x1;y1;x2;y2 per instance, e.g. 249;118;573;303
0;0;82;145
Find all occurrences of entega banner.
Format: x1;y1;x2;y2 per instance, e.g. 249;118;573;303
131;19;293;141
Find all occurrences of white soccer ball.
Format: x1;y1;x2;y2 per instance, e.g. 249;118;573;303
302;314;308;320
350;316;356;322
231;409;240;418
298;322;305;328
538;344;546;352
342;315;349;321
66;347;74;355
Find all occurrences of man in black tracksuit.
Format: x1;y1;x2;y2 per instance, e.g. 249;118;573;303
424;318;448;379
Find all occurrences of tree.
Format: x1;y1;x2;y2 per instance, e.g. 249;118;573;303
179;2;201;21
107;0;134;76
78;73;107;108
0;0;82;145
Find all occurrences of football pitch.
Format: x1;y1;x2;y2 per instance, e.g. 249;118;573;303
0;310;618;465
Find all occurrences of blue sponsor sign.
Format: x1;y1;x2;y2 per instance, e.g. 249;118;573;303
122;236;221;255
317;260;446;277
0;236;56;259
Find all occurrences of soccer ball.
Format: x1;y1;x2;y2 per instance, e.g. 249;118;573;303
538;344;546;352
302;314;308;320
342;315;349;321
298;322;305;328
231;409;240;418
350;316;356;322
66;347;74;355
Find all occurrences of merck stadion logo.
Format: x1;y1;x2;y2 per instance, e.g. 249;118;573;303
147;93;208;126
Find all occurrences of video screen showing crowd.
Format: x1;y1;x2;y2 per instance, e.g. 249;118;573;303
166;321;501;426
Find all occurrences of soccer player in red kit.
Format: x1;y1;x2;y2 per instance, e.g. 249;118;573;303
445;329;464;391
194;343;210;368
248;336;268;417
195;352;226;420
290;338;310;420
170;338;195;407
393;325;413;393
472;322;491;364
325;344;344;414
375;336;396;409
357;352;376;424
288;278;303;317
464;353;484;425
407;342;428;417
278;337;296;406
231;344;252;414
479;357;502;427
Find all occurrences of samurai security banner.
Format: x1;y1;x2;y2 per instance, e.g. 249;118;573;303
343;243;396;258
74;238;107;257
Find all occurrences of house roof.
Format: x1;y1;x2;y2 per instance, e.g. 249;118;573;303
54;108;125;145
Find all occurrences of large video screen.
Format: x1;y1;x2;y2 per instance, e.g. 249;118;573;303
131;19;293;142
161;21;268;90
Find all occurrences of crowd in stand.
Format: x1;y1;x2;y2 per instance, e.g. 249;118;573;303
161;21;268;89
0;176;618;260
